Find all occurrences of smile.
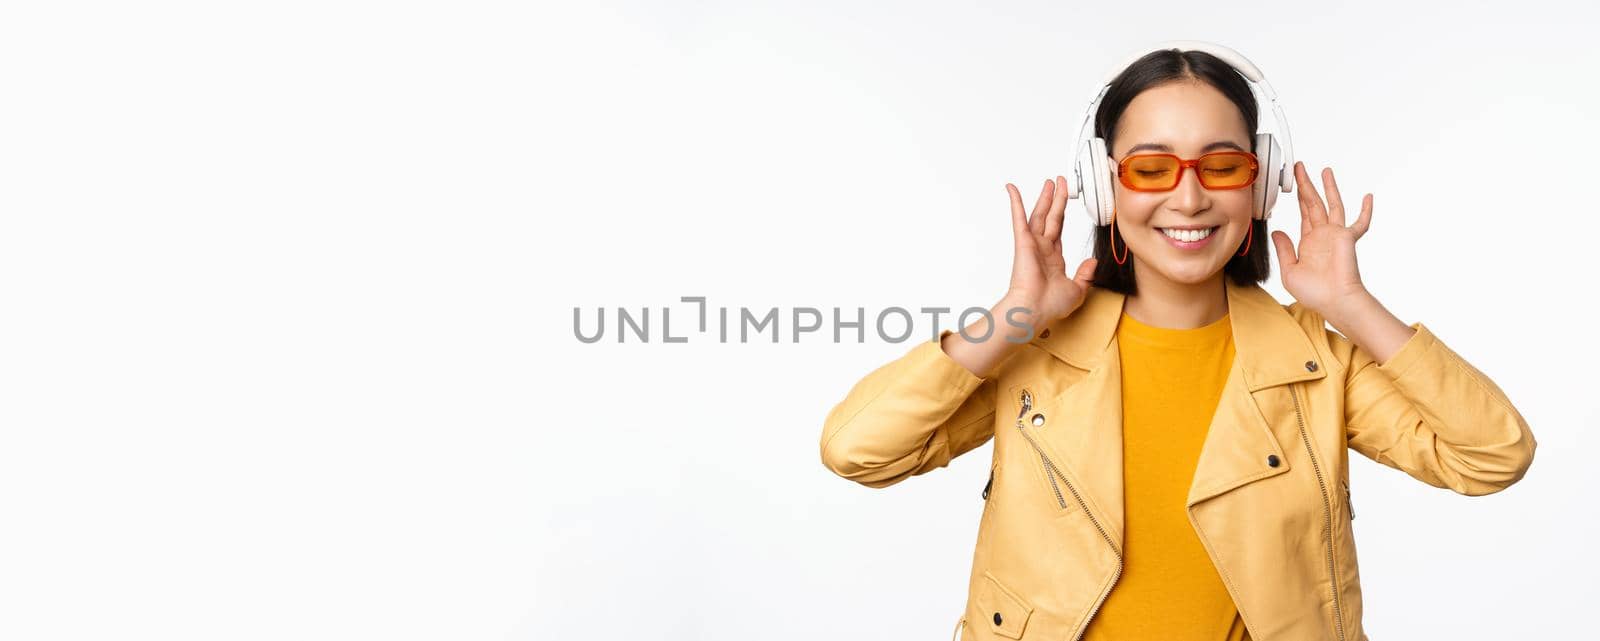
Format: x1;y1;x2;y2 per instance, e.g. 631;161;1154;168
1157;226;1218;249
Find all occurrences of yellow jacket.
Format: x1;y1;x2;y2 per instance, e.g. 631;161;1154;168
819;279;1536;641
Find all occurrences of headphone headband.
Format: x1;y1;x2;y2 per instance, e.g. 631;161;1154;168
1102;40;1276;99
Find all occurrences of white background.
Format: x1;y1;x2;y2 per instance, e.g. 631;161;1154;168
2;1;1596;639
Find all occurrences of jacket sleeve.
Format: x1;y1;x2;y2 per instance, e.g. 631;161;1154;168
1335;321;1537;496
819;329;998;488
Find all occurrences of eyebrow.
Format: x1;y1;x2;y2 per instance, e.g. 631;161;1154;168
1123;140;1247;155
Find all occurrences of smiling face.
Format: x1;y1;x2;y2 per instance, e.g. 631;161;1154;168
1109;79;1257;289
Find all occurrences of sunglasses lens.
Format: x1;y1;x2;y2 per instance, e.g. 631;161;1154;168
1197;153;1257;189
1122;155;1180;190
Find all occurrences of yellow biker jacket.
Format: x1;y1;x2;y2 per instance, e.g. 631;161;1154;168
819;278;1536;641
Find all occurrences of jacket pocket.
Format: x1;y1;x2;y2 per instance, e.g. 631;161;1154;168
977;571;1033;639
1028;446;1070;511
1342;477;1354;520
1010;387;1071;511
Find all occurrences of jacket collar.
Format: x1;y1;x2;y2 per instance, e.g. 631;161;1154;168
1018;278;1332;533
1033;278;1326;392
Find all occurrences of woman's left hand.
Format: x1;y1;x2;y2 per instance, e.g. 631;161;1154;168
1270;161;1375;319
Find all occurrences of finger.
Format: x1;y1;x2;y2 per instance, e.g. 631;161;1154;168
1008;183;1038;279
1043;175;1067;243
1293;162;1312;238
1072;257;1098;287
1321;167;1346;227
1029;178;1053;236
1350;193;1373;239
1270;230;1297;267
1293;161;1327;231
1008;183;1029;248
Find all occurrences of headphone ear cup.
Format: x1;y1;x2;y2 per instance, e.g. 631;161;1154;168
1076;138;1116;226
1253;132;1283;220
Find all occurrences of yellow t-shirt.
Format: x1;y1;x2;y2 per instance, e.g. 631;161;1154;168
1082;309;1251;641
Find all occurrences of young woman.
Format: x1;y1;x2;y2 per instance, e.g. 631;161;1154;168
819;43;1536;641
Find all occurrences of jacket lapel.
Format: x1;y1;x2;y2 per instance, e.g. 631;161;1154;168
1026;279;1330;538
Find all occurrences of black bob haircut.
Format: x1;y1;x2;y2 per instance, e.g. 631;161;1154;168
1088;48;1273;295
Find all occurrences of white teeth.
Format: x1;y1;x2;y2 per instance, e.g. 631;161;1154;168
1161;227;1214;242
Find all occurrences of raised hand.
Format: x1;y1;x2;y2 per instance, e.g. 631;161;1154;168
1269;162;1374;318
939;176;1097;378
1004;176;1098;331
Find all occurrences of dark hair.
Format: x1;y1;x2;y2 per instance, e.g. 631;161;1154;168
1088;48;1271;295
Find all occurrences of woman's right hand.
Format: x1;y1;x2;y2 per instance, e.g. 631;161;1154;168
1003;176;1098;333
939;177;1097;379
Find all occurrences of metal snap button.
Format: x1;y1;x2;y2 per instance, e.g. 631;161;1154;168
1031;413;1045;427
1305;360;1318;372
1267;454;1281;468
993;612;1003;625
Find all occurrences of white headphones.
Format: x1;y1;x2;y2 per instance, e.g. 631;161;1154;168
1065;40;1295;227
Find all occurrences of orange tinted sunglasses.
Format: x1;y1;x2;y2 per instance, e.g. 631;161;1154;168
1116;151;1260;192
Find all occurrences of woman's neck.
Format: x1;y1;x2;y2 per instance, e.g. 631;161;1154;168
1123;271;1229;330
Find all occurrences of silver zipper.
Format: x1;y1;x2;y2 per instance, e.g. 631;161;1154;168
1344;479;1354;520
1012;388;1123;641
1290;384;1347;641
1015;390;1068;509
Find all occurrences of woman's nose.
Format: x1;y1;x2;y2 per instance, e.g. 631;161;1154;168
1169;166;1207;211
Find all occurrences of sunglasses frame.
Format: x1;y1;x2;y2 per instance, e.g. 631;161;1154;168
1115;150;1260;192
